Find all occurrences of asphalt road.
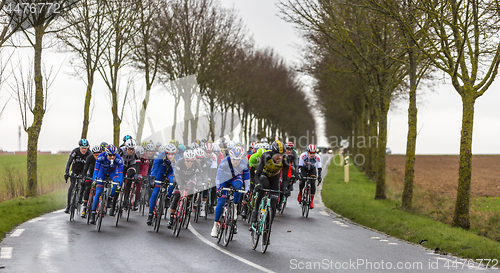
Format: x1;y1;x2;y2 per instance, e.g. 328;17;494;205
0;155;496;272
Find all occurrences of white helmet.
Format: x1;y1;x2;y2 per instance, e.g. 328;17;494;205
194;148;204;159
125;139;136;149
165;143;177;153
227;140;236;149
263;143;270;150
135;146;145;156
184;150;196;160
260;137;268;143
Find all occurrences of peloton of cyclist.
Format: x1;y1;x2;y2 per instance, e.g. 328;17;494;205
297;144;323;209
80;145;102;218
115;139;141;215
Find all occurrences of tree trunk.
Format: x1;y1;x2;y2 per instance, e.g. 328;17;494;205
80;75;94;139
26;25;46;197
182;92;194;144
191;91;202;141
209;96;215;141
136;83;151;143
229;105;235;140
402;48;417;210
172;95;180;140
375;99;388;200
452;88;475;229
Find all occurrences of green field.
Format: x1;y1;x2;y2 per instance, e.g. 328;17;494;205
321;161;500;261
0;155;68;202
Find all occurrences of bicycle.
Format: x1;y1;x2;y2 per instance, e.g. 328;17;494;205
114;184;125;227
152;180;171;233
193;185;205;223
216;186;246;247
68;174;83;222
301;176;316;218
172;183;195;237
203;186;215;220
250;188;283;253
86;184;96;225
94;179;119;232
279;174;294;215
125;176;139;221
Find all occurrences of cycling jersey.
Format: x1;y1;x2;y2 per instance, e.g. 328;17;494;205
66;147;91;174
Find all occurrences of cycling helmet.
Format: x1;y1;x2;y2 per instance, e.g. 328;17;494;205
260;137;268;143
271;140;285;154
169;139;179;148
254;143;262;149
307;144;317;153
236;142;243;147
91;145;101;154
204;142;213;151
155;142;162;147
257;148;266;157
229;147;243;160
165;143;177;153
125;139;136;149
178;144;186;152
227;140;236;149
286;141;294;149
135;146;145;156
146;143;155;152
100;142;108;151
250;142;257;149
191;142;199;149
212;145;220;152
105;144;117;155
194;139;201;145
201;139;207;144
78;139;89;148
262;143;270;150
157;146;165;153
184;150;196;160
194;148;204;159
123;135;132;142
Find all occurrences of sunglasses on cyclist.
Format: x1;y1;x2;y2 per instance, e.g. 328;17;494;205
186;158;195;162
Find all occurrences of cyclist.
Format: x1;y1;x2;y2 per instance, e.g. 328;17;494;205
250;140;291;232
177;144;186;158
89;144;123;224
284;141;299;191
202;142;218;215
166;150;203;229
64;139;92;214
133;146;149;210
211;147;250;237
244;146;266;216
260;137;268;144
80;145;102;218
115;139;141;215
247;142;257;157
194;147;211;217
146;144;176;226
297;144;323;209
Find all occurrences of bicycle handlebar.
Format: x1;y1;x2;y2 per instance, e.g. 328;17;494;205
220;187;246;193
95;179;120;185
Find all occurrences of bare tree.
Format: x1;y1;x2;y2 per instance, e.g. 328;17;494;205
97;0;139;146
56;0;111;139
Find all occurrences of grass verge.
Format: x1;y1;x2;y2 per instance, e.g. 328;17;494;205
0;188;66;243
321;161;500;261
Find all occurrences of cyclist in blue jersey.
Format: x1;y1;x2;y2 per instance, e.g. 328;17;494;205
89;144;124;224
211;147;250;237
147;144;176;226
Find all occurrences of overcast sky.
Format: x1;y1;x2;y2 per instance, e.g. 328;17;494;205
1;0;499;154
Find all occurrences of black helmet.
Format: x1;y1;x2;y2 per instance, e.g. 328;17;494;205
271;140;285;154
123;135;132;142
78;139;89;148
100;142;108;151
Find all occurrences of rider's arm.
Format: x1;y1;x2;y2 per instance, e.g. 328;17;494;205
115;155;124;184
242;167;250;192
254;154;266;186
65;148;77;174
92;155;102;182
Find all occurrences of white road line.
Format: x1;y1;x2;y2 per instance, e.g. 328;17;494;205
188;225;275;273
371;237;380;239
27;217;42;223
332;221;341;224
380;240;389;242
388;243;398;245
340;224;349;227
0;247;13;259
319;211;329;216
52;209;64;214
10;229;25;237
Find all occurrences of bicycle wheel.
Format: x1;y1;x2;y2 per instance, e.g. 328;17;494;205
280;196;287;215
261;210;271;253
69;188;77;222
173;203;182;237
223;204;232;246
97;194;106;232
304;187;310;218
139;185;146;215
216;214;224;244
115;193;123;227
251;207;261;250
155;194;164;233
127;184;135;221
182;199;191;229
194;193;201;223
203;198;209;220
86;189;94;225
